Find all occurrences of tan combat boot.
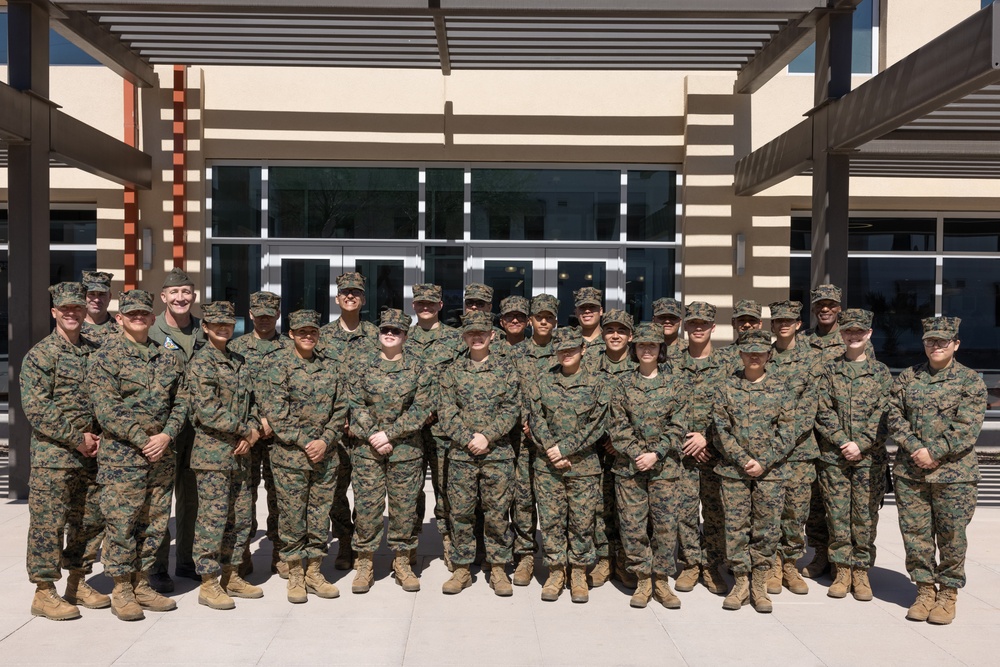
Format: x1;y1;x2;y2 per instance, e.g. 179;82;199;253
722;573;750;611
64;571;111;609
352;552;374;594
852;568;873;602
490;564;514;597
442;565;472;595
782;560;809;595
274;554;289;580
827;564;851;599
927;587;957;625
441;534;455;572
801;548;830;579
751;568;773;613
238;544;253;577
906;582;937;621
393;552;421;592
110;575;144;622
133;571;177;612
222;565;264;599
334;540;353;571
304;558;340;599
286;558;308;604
31;582;81;621
674;565;700;592
589;557;612;588
767;554;782;595
654;577;681;609
614;559;638;589
570;566;589;603
512;554;534;587
630;575;652;608
198;574;235;610
540;565;566;601
701;563;727;595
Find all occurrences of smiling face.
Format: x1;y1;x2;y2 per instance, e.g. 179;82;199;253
462;328;494;355
556;345;584;373
337;288;365;315
203;321;235;348
924;336;960;369
733;315;762;334
289;325;319;356
840;326;872;352
379;326;407;355
52;304;85;337
161;285;195;318
812;299;841;328
117;309;154;341
575;303;603;329
500;311;527;337
602;322;632;354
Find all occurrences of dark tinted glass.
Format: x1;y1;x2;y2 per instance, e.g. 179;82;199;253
790;217;810;252
942;258;1000;372
426;169;464;240
212;166;262;238
211;244;261;337
354;259;405;324
789;0;874;74
627;171;676;241
424;246;464;327
848;217;935;252
557;261;606;326
944;218;1000;252
626;248;675;323
0;209;96;244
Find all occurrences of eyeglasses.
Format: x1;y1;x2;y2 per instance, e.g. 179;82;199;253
380;327;404;336
923;338;954;349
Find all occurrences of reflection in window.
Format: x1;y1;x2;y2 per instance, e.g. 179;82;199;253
424;246;464;327
789;0;875;74
943;258;1000;411
0;209;97;244
944;218;1000;252
557;261;606;326
354;259;404;324
848;217;935;252
627;171;676;242
625;248;675;323
426;169;464;240
281;259;330;326
212;167;262;238
212;244;261;337
485;261;533;314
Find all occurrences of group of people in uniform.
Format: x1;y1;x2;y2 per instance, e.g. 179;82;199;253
21;267;987;627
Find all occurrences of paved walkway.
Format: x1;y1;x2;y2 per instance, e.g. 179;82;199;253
1;482;999;666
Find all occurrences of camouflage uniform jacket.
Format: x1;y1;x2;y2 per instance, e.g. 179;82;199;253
229;331;288;407
767;342;823;462
597;353;636;377
319;318;379;368
88;335;188;468
712;371;797;481
581;334;607;369
801;328;845;363
526;366;612;477
349;355;433;462
261;347;347;470
404;323;462;430
609;370;689;480
187;344;261;471
674;350;731;459
664;338;689;364
82;318;120;344
515;339;557;417
437;352;520;462
149;313;206;363
20;331;101;469
814;356;892;469
887;361;987;484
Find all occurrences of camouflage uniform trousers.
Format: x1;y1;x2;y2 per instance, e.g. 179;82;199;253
26;466;104;583
246;436;282;554
328;438;356;547
193;466;253;575
510;434;538;557
535;469;599;568
593;443;621;561
817;461;885;569
616;474;680;579
805;467;829;556
448;457;514;565
414;429;450;540
99;458;175;577
273;459;337;562
352;452;423;554
894;477;977;589
153;422;197;574
676;459;726;570
777;460;816;562
720;477;783;575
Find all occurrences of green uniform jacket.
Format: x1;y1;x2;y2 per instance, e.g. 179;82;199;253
514;338;557;417
674;349;731;460
664;338;689;364
887;361;987;484
349;355;433;462
228;330;289;406
82;318;121;344
712;371;797;481
610;370;689;480
149;313;206;363
405;323;462;429
261;347;348;469
814;356;892;468
438;352;520;461
187;345;261;470
767;342;823;462
88;335;188;468
20;331;101;468
319;318;379;368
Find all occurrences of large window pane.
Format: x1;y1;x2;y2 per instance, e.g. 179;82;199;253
790;217;810;252
0;209;96;244
281;259;330;328
426;168;464;240
354;259;404;324
269;167;418;239
471;169;619;241
789;0;874;74
627;171;676;242
557;261;606;326
212;166;262;238
424;246;464;326
625;248;675;323
942;258;1000;371
944;218;1000;252
848;217;935;252
789;256;811;307
484;261;533;312
212;245;261;337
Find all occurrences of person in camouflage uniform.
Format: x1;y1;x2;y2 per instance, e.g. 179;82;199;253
575;287;605;363
652;297;687;363
715;299;764;372
405;283;463;570
88;289;187;622
673;302;729;595
188;301;264;610
22;282;107;621
81;270;120;341
713;329;797;614
509;293;559;586
526;327;611;604
228;291;288;578
261;309;348;604
888;316;987;625
498;295;530;348
348;309;433;594
438;311;520;596
611;322;689;610
813;309;892;602
765;300;822;596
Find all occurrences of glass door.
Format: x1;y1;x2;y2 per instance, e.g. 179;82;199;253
342;246;419;323
469;248;545;311
265;244;341;329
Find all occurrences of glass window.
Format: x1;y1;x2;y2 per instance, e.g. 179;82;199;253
625;248;675;323
426;169;464;240
848;217;935;252
353;259;405;324
424;246;464;326
212;167;262;238
269;167;418;239
471;169;619;241
627;171;677;242
790;217;811;253
789;256;811;307
789;0;875;75
944;218;1000;252
557;261;607;326
942;258;1000;371
211;244;261;337
484;261;533;311
0;12;99;65
280;258;330;328
0;209;97;244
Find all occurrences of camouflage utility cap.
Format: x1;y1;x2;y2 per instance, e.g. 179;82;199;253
769;300;802;320
337;272;366;292
49;282;87;308
685;301;717;322
202;301;236;325
633;321;664;344
811;284;842;304
119;289;154;314
922;316;961;340
552;326;584;351
250;291;280;317
652;297;683;318
737;329;772;354
573;287;603;308
288;309;321;330
531;293;559;316
733;299;762;319
464;283;493;302
839;308;873;330
412;283;442;302
380;308;412;331
601;309;633;331
163;267;195;289
462;310;494;333
82;270;112;293
500;295;530;316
